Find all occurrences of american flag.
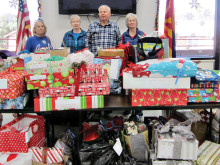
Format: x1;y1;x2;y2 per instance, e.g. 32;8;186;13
16;0;31;54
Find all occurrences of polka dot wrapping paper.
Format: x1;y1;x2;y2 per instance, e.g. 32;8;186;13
0;114;45;153
0;70;26;99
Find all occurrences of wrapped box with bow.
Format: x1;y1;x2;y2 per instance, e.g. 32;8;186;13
155;119;198;160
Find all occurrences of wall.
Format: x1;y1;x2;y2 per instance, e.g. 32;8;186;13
42;0;156;48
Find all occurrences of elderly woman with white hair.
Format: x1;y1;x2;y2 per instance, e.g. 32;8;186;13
61;14;87;53
122;13;145;45
25;19;53;53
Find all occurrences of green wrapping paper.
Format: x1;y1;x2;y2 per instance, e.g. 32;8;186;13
25;57;71;74
34;95;104;111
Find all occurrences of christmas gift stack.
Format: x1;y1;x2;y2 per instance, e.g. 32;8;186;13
94;48;125;94
123;58;197;106
0;68;29;109
150;119;198;164
33;55;109;111
188;69;220;102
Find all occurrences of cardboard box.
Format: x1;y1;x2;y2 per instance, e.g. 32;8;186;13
98;49;124;57
50;47;70;57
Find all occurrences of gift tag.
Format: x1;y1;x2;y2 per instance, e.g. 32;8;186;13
30;75;47;81
0;79;7;89
113;138;123;156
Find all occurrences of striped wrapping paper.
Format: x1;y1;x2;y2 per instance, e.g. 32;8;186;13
30;147;63;164
196;141;220;165
34;95;104;111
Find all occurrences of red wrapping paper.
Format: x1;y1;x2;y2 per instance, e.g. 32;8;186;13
38;70;110;97
0;70;26;99
132;89;188;106
74;64;104;83
39;86;76;97
0;114;45;153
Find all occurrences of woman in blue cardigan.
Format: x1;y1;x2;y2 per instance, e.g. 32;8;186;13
122;13;146;46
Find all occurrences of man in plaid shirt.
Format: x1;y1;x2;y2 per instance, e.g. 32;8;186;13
86;5;122;56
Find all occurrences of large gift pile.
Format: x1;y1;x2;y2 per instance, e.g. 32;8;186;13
34;63;109;111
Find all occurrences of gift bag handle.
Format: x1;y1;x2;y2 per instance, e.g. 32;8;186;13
137;37;163;60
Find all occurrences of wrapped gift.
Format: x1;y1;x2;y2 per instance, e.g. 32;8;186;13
191;80;219;89
187;88;220;97
78;70;110;96
34;48;50;54
152;160;194;165
0;152;32;165
196;141;220;165
187;95;220;102
25;69;74;82
0;114;45;153
34;95;104;111
124;121;138;135
155;132;198;160
39;86;76;97
0;70;26;99
0;92;29;109
98;49;124;57
38;72;110;97
6;58;25;70
27;78;75;90
93;58;122;94
50;47;70;57
68;48;94;64
30;147;64;165
123;70;190;89
132;89;188;106
132;58;197;78
124;130;149;161
25;57;71;74
74;64;104;83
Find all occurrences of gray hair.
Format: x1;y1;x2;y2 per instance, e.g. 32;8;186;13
70;14;81;23
125;13;138;28
98;5;111;13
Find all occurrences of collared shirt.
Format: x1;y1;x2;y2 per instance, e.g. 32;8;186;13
85;21;122;56
122;28;145;46
61;29;87;53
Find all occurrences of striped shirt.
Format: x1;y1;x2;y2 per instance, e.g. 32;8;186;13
85;21;121;56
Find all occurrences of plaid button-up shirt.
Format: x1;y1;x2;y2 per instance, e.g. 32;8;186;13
85;21;121;56
62;29;87;53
